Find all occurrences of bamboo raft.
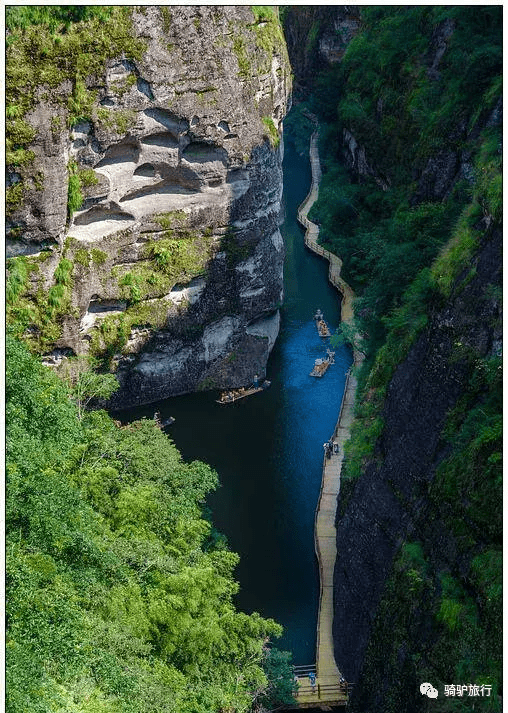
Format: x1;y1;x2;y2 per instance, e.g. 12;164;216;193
317;320;331;337
310;349;335;378
216;380;271;404
154;412;175;428
314;309;331;337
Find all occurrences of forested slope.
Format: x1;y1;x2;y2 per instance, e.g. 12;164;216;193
6;337;295;713
283;6;502;711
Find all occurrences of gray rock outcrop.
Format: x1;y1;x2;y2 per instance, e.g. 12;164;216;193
7;6;291;407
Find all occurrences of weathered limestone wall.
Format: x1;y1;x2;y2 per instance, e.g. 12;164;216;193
8;6;291;407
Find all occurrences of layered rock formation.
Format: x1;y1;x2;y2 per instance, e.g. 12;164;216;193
7;6;291;407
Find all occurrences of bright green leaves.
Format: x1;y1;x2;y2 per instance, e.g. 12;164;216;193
67;78;97;128
7;338;286;712
62;358;119;421
6;257;29;305
262;116;280;147
6;118;36;167
256;647;298;709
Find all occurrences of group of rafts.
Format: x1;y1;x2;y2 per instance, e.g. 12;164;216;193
310;308;335;377
217;309;335;404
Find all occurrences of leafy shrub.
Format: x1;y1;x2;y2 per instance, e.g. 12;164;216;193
6;183;25;216
91;249;108;265
251;6;276;23
6;258;28;305
262;116;280;147
67;173;83;218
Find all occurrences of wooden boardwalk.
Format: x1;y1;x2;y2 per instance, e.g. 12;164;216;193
297;130;357;327
291;120;363;709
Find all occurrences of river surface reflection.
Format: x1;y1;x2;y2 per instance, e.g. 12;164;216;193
115;138;352;664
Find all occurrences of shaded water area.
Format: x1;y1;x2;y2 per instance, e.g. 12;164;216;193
115;138;352;665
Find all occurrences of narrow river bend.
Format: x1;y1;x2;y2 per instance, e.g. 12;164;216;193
116;137;353;665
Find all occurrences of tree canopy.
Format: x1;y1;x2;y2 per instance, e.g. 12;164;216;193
6;337;292;713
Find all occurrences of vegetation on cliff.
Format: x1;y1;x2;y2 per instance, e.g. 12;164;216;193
302;6;501;483
6;6;144;215
310;5;501;355
6;336;295;713
285;5;502;709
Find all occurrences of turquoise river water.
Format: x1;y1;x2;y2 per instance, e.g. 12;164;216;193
116;138;352;665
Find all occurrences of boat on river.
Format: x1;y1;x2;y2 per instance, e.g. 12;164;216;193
310;348;335;377
314;308;331;337
154;412;175;428
216;380;271;404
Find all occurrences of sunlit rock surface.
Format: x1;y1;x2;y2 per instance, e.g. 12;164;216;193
8;6;291;406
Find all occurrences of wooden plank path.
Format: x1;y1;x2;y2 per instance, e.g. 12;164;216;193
297;129;357;327
289;119;363;710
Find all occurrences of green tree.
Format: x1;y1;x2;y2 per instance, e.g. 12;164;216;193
61;356;119;419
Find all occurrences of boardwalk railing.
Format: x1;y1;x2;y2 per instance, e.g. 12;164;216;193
296;130;357;329
297;682;354;697
333;368;352;439
293;119;363;709
293;664;316;675
312;369;353;677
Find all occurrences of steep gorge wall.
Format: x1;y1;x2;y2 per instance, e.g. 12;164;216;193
333;223;502;687
7;6;291;407
324;10;502;708
282;6;360;98
281;6;501;707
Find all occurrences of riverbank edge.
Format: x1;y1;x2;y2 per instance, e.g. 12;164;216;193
295;120;362;693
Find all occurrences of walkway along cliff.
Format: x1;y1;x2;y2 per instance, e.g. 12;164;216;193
292;121;361;708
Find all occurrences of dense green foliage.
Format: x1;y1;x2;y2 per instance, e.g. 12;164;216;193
67;161;84;219
324;6;501;175
310;5;501;362
289;6;502;706
304;6;502;484
6;6;115;32
254;648;297;710
6;337;293;712
354;345;502;711
359;531;501;712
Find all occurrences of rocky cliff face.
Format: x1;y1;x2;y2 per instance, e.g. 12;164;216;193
7;6;291;407
333;218;501;683
282;6;360;98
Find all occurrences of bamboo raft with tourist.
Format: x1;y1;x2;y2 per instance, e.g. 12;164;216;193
314;308;331;337
216;376;271;404
310;348;335;378
154;412;175;428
